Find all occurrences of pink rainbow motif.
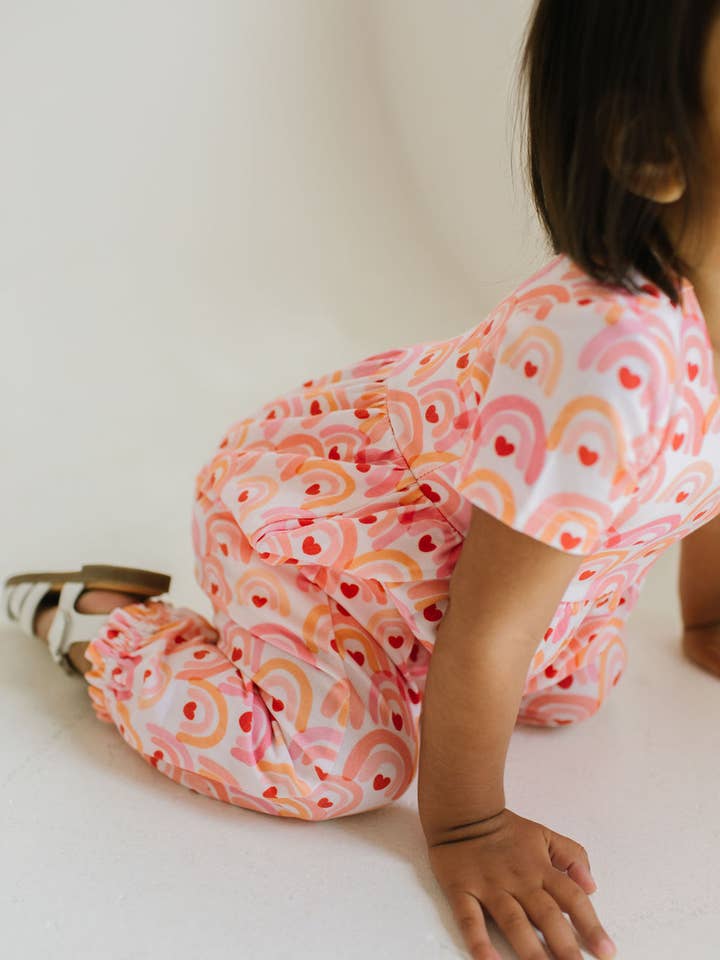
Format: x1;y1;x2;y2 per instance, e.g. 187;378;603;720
454;466;515;524
677;385;708;454
251;657;315;733
659;460;715;506
590;334;665;424
523;492;614;551
548;395;633;489
342;728;416;800
367;671;411;731
513;283;572;320
287;726;345;769
683;325;715;390
604;514;684;547
233;568;292;617
705;395;720;435
473;393;546;484
145;722;196;770
500;324;563;396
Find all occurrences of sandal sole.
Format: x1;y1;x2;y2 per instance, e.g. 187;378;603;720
3;564;171;598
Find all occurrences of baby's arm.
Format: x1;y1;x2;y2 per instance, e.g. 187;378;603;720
418;506;617;960
678;512;720;678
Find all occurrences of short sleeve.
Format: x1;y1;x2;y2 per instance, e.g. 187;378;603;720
453;294;672;557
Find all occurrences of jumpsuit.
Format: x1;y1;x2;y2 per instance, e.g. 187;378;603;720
83;252;720;821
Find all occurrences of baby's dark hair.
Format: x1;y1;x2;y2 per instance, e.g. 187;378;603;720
512;0;720;306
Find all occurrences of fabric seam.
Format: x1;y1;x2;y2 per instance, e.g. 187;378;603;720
383;388;464;539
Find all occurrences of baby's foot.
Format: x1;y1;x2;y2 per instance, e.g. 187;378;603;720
33;588;148;675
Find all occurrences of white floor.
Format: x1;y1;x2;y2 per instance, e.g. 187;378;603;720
3;543;719;960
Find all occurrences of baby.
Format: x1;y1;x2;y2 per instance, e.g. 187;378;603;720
5;2;720;959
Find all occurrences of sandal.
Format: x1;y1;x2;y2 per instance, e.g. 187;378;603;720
2;563;172;676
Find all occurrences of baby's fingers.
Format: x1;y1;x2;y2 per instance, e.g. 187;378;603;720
542;872;617;959
446;889;501;960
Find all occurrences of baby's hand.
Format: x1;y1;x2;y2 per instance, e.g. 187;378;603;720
424;807;617;960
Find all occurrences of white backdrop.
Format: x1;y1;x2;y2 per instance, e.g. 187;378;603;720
0;0;540;608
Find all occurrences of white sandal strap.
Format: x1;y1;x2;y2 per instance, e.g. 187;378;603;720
6;580;36;622
17;581;55;637
46;581;112;673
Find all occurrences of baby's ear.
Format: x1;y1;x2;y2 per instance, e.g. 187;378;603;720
597;98;686;203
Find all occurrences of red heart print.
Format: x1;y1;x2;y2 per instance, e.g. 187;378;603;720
302;535;322;555
619;597;626;605
672;433;684;450
687;362;698;380
578;298;593;305
143;669;151;681
303;379;314;387
266;410;276;419
314;766;328;780
578;445;598;466
318;798;333;808
544;627;553;640
494;435;515;456
544;664;558;678
330;638;339;652
619;366;641;389
425;404;439;423
392;712;403;730
418;534;437;552
305;483;321;495
359;514;377;524
373;774;391;790
640;283;660;297
237;490;249;502
272;697;284;712
484;322;493;333
211;583;218;594
558;675;573;689
341;582;359;599
107;629;119;639
220;543;229;556
193;649;208;659
453;410;471;430
183;701;197;720
420;483;441;503
560;532;581;550
231;647;243;661
251;595;267;607
578;570;595;580
676;491;688;502
456;353;469;369
239;711;252;732
694;511;707;520
423;603;442;622
350;650;365;666
298;518;314;526
388;634;404;648
310;399;322;415
354;408;370;419
524;360;538;378
356;463;371;473
263;786;277;798
328;445;340;460
408;688;421;704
